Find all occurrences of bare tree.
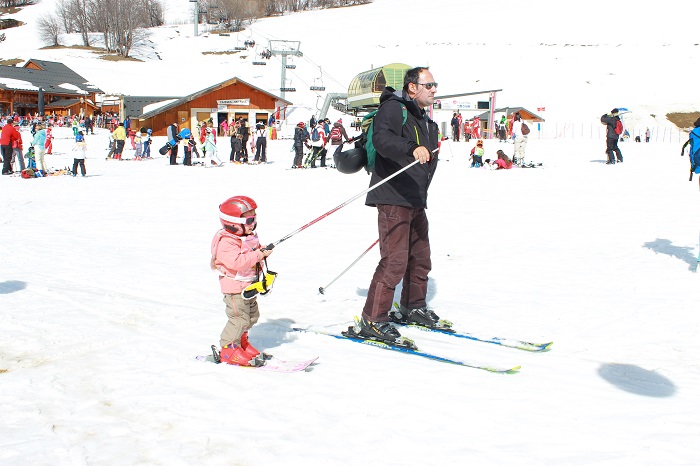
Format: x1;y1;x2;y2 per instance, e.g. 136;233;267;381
88;0;152;57
66;0;92;46
143;0;164;28
36;13;63;46
0;0;37;7
110;0;150;57
219;0;258;31
55;0;75;37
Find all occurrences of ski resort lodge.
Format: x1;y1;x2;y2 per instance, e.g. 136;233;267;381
0;59;102;117
130;77;292;137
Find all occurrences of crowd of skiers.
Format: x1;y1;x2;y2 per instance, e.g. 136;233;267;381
291;116;350;169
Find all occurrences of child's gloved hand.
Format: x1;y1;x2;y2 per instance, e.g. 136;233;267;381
242;272;278;300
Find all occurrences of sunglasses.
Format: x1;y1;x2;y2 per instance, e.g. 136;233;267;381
417;82;438;89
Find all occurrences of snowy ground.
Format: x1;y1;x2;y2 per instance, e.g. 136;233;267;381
1;125;700;465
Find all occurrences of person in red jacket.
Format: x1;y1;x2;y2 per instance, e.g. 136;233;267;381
1;117;22;175
44;125;54;154
12;120;25;171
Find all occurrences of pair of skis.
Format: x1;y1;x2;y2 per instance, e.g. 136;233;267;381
293;316;552;374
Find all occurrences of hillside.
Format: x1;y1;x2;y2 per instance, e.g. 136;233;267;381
2;0;700;129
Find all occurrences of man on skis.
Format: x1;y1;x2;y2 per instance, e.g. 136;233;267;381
355;66;442;345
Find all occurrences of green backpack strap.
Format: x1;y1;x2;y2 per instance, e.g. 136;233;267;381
365;103;408;172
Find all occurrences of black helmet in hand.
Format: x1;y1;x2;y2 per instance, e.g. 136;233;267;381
333;143;367;174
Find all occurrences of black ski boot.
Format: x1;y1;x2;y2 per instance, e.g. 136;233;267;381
390;305;453;329
343;317;417;349
358;317;402;342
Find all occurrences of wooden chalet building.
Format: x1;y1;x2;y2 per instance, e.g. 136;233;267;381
135;77;293;137
0;59;102;117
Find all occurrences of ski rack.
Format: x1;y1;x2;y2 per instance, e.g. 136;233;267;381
280;87;296;92
310;86;325;91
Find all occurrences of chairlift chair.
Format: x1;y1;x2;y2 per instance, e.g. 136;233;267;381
280;79;296;93
233;36;246;51
310;67;325;91
252;45;267;65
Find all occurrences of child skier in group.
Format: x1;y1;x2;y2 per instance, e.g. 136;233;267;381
183;136;195;166
72;131;87;176
142;129;152;158
470;139;484;167
230;132;242;162
134;130;143;160
211;196;274;366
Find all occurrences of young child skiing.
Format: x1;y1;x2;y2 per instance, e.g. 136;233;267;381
134;130;143;160
211;196;274;366
183;136;195;166
470;139;484;167
141;129;152;158
72;131;87;176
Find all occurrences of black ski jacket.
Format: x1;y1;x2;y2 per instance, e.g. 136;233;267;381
366;87;439;209
601;113;621;139
293;127;310;147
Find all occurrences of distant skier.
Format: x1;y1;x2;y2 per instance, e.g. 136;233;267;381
167;122;179;165
72;131;87;176
680;117;700;189
204;127;222;165
601;108;623;164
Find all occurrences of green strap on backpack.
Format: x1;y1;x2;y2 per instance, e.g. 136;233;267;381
361;103;408;172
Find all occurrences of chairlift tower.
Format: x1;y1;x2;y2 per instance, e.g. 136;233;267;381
189;0;198;36
268;40;303;101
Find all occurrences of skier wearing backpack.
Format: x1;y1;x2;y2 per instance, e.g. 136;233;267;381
680;117;700;188
355;66;441;345
601;108;623;164
329;119;350;147
309;122;327;168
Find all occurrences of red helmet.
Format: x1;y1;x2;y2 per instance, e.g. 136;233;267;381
219;196;257;234
297;122;305;128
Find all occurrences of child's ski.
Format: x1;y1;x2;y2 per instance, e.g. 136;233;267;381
197;345;317;372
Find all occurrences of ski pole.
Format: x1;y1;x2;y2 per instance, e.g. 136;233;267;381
318;239;379;294
264;151;435;249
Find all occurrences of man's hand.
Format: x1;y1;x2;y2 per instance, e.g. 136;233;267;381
413;146;432;164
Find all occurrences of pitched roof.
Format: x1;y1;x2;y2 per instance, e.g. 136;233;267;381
0;59;102;94
476;107;545;122
138;77;292;119
122;96;180;119
45;98;96;109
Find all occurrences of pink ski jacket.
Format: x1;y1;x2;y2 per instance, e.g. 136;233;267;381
210;229;266;294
